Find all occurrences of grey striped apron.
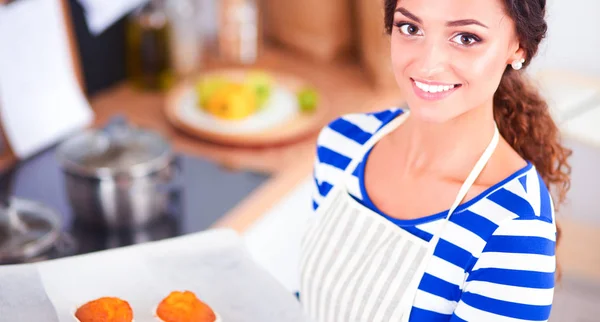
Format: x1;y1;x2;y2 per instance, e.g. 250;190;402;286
299;111;500;322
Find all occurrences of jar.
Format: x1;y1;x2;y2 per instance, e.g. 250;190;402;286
217;0;262;64
164;0;204;79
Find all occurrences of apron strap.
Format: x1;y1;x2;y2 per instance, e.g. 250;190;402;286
445;124;500;219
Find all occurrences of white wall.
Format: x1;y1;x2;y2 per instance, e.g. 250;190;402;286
529;0;600;77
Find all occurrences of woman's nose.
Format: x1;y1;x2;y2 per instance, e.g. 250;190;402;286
416;39;449;77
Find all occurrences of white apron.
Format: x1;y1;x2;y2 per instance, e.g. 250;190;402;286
299;111;500;322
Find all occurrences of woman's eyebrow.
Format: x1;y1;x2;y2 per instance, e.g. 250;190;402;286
395;7;488;29
447;19;488;28
395;7;422;24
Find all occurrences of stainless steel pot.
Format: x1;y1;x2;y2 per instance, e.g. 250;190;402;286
56;120;177;229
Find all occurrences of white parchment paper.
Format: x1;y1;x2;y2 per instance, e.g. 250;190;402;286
0;229;308;322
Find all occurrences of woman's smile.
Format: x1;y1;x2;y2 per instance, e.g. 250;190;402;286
410;77;463;101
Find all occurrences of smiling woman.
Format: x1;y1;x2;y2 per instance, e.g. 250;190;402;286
299;0;572;321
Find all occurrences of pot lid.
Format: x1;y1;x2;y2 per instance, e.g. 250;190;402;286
0;197;62;264
56;120;172;178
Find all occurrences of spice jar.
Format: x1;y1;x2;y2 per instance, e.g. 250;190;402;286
164;0;203;79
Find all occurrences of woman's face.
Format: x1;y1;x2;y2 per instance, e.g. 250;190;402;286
391;0;524;123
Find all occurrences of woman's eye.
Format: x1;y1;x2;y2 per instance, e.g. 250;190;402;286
451;33;480;46
397;23;423;36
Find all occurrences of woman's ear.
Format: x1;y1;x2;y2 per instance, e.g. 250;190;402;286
507;47;526;65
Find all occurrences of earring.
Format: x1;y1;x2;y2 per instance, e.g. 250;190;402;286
511;58;525;70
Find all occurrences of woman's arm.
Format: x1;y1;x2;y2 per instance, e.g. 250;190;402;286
450;216;556;321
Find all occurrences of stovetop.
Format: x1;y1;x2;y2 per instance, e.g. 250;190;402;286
0;143;269;264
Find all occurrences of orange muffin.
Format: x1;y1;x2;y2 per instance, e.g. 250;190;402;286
156;291;216;322
75;297;134;322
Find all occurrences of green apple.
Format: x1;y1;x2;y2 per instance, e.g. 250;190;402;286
297;87;319;113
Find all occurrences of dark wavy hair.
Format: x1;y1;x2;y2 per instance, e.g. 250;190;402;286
384;0;572;268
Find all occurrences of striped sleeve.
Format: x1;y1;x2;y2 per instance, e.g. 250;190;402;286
450;216;556;322
311;149;324;211
311;124;339;211
310;116;369;211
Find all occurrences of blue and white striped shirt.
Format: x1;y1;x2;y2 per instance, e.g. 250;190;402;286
311;108;556;321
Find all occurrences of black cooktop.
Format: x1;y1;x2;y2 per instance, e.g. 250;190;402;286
0;141;269;264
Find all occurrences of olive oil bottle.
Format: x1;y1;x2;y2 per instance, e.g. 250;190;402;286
125;0;175;91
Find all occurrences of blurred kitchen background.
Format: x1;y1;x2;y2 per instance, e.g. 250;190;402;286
0;0;599;320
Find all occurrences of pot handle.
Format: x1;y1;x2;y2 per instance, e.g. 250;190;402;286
156;155;184;192
157;155;184;217
0;166;18;209
171;154;183;173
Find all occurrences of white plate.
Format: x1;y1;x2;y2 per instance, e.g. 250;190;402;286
175;84;300;135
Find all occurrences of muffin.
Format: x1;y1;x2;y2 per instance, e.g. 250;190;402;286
156;291;216;322
75;297;134;322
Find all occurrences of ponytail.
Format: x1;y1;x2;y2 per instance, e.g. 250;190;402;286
493;69;572;207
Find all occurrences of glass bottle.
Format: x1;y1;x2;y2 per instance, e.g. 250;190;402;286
125;0;174;91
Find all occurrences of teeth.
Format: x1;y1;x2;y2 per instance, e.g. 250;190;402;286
414;80;456;93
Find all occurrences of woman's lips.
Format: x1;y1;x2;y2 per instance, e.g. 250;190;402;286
411;78;462;101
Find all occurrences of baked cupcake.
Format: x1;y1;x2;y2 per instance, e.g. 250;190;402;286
155;291;217;322
74;297;134;322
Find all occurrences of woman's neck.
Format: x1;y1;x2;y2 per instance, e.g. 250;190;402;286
393;103;497;178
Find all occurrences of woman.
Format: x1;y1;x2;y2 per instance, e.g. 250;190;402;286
299;0;571;321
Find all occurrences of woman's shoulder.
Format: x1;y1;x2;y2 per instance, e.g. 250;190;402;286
464;164;556;247
488;164;554;222
456;166;557;286
314;107;406;166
